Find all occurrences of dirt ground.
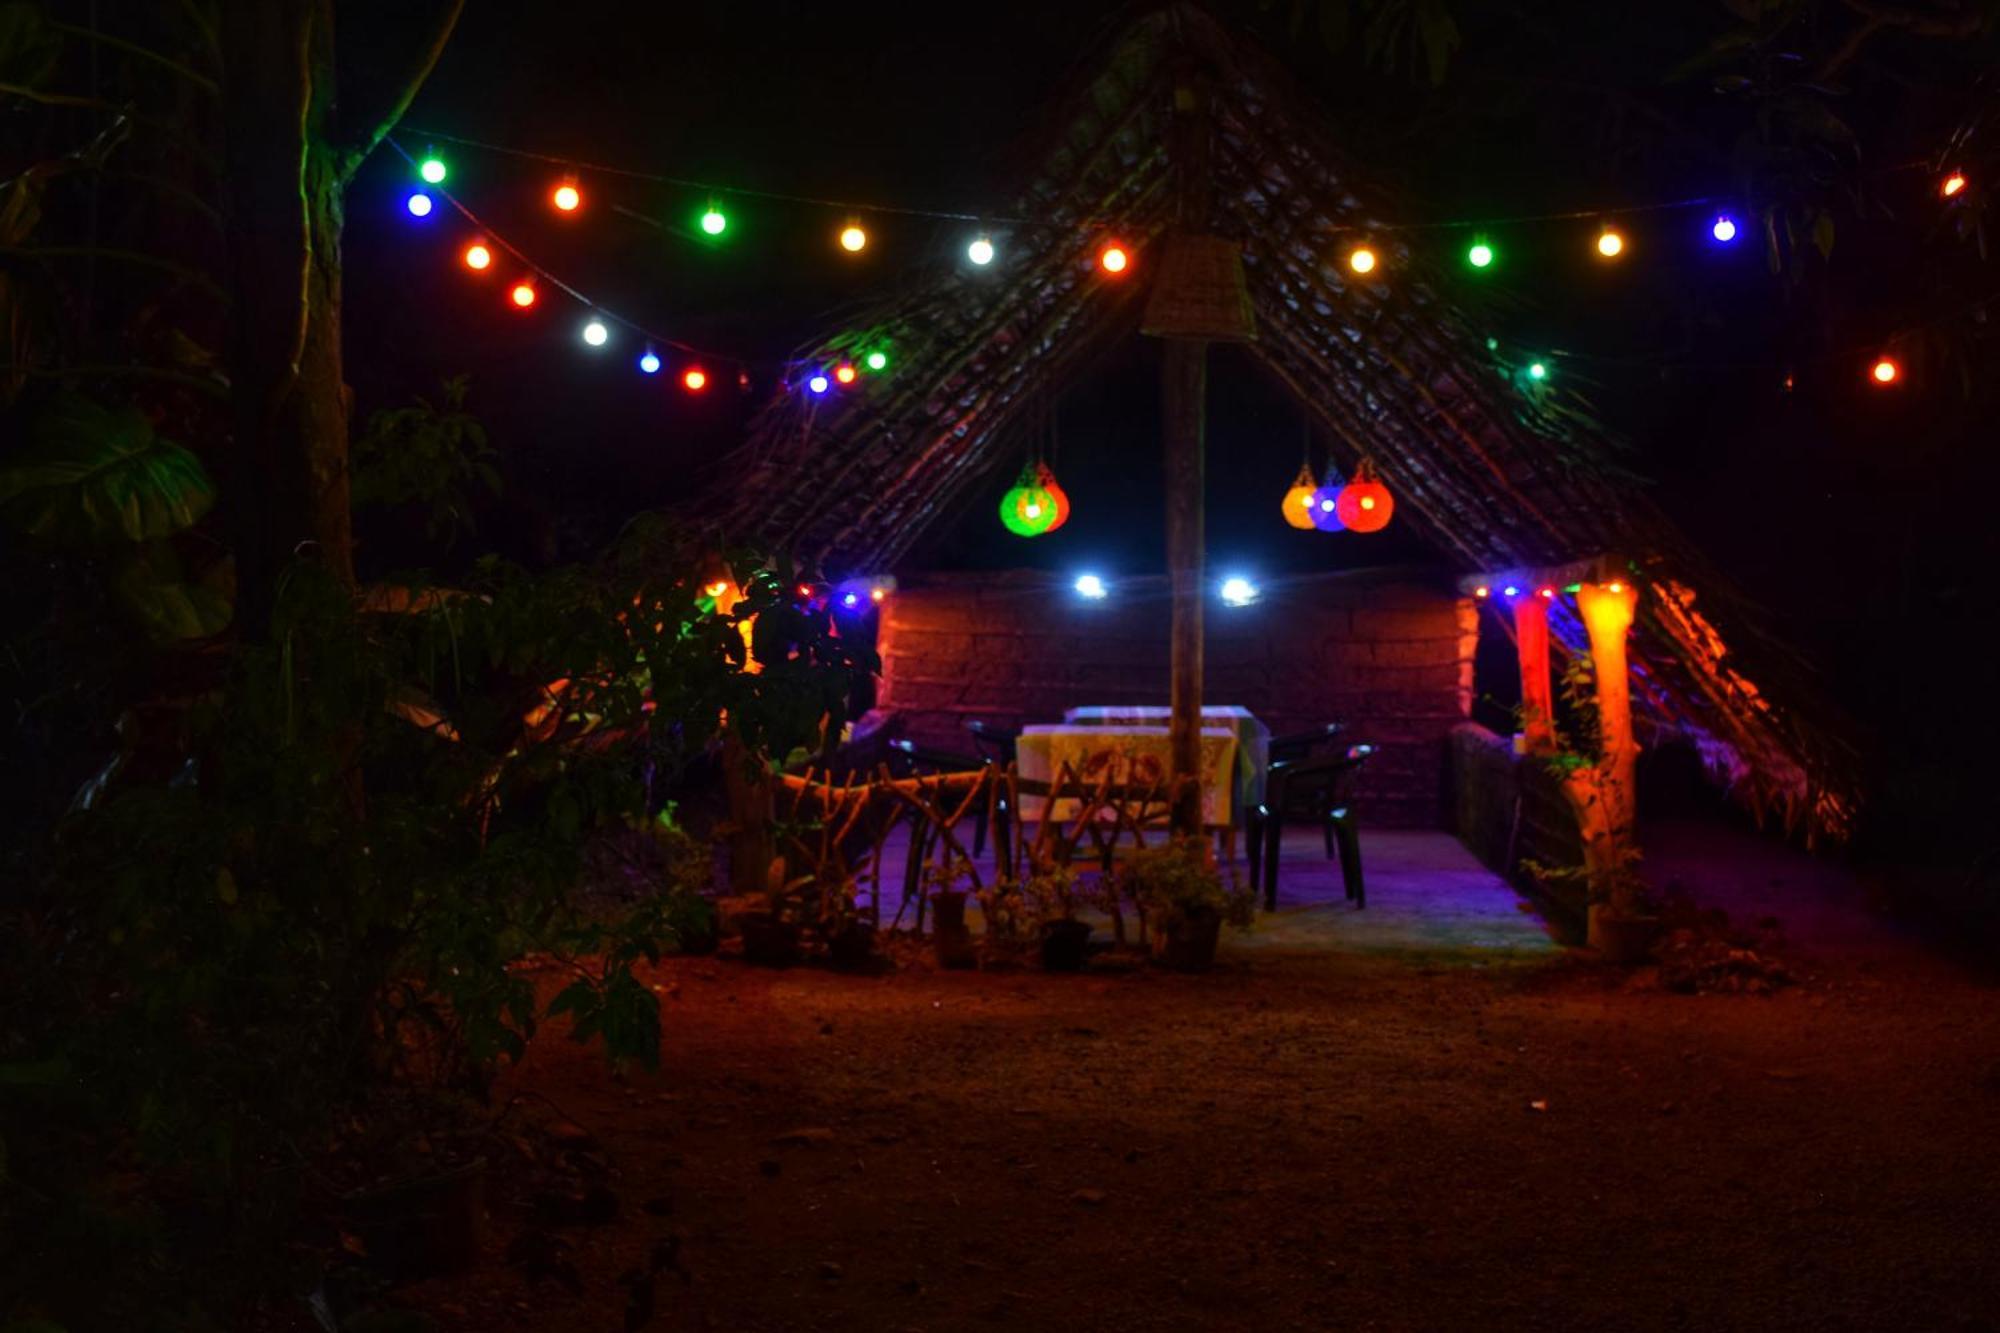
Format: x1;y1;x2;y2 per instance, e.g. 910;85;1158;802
395;887;2000;1333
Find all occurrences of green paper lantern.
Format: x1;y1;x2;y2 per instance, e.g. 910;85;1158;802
1000;467;1056;537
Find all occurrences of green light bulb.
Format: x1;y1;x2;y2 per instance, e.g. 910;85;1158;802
419;157;447;185
1527;362;1548;381
865;350;887;371
700;207;727;236
1467;240;1493;269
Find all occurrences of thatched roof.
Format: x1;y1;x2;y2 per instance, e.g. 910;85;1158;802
706;3;1860;842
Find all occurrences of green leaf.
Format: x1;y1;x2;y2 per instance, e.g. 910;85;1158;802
0;393;214;544
114;542;233;640
0;1;63;90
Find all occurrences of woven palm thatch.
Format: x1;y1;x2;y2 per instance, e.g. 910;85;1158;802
705;4;1860;843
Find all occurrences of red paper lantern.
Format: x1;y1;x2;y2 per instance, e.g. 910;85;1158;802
1034;461;1071;532
1333;459;1394;533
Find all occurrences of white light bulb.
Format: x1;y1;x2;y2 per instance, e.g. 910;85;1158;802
1074;574;1107;600
1220;576;1258;607
582;319;609;347
968;236;995;266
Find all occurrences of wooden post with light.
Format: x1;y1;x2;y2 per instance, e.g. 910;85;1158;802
1513;589;1557;755
1141;74;1255;841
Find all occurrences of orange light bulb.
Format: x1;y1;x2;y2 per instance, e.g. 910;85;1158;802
509;282;537;308
1596;227;1625;259
839;224;867;253
552;182;581;212
683;367;708;392
1943;171;1968;198
1871;357;1900;385
463;243;492;271
1099;242;1129;274
833;362;858;385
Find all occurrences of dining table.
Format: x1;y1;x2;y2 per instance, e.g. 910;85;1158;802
1061;704;1271;825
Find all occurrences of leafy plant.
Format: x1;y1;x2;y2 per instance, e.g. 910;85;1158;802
351;377;500;547
0;392;214;545
1118;839;1255;932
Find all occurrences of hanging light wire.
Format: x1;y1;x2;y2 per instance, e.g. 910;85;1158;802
385;136;768;373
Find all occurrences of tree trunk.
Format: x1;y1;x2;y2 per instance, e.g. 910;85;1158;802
722;729;776;896
219;0;354;634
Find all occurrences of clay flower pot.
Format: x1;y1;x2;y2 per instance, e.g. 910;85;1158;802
345;1156;487;1281
930;890;976;969
738;911;802;967
1587;906;1661;964
1038;918;1093;972
1151;908;1222;972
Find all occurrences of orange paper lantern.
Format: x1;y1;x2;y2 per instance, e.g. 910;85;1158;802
1282;464;1319;530
1333;459;1394;533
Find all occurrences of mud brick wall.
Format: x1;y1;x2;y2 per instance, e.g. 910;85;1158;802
876;569;1478;828
1450;722;1586;928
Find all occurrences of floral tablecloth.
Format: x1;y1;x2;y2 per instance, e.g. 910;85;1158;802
1016;724;1240;828
1062;705;1269;823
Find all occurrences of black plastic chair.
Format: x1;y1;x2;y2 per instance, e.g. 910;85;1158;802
887;738;1001;860
1247;743;1374;912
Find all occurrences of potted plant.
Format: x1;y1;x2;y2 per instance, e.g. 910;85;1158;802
1118;839;1252;972
1021;860;1094;972
924;859;978;969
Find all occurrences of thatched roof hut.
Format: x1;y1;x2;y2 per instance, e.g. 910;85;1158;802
706;3;1859;845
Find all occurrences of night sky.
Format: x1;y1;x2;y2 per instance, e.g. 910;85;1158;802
342;1;2000;851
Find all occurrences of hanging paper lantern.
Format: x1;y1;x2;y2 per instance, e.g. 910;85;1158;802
1000;466;1056;537
1033;461;1071;533
1282;464;1319;530
1334;460;1394;533
1310;474;1346;533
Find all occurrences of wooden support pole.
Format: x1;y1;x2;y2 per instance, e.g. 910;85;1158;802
1164;339;1207;838
1567;579;1643;938
1512;593;1556;755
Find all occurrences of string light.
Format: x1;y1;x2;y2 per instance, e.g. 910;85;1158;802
1467;239;1494;269
1943;171;1968;198
418;156;447;184
700;205;728;236
1595;226;1625;259
870;587;885;603
552;180;582;212
839;223;868;253
967;235;995;265
1537;585;1556;599
1870;357;1900;385
807;373;830;394
638;346;661;374
1527;361;1548;381
841;591;860;609
683;367;708;391
581;318;609;347
1348;245;1378;275
509;281;537;308
1710;214;1738;243
1098;241;1129;274
462;242;492;270
1503;585;1521;598
865;350;888;372
1074;573;1108;600
405;192;434;218
1473;585;1491;599
833;362;858;385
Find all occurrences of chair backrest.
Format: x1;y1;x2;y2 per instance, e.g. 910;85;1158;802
1267;722;1344;766
1268;743;1375;809
887;737;987;777
965;719;1021;764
